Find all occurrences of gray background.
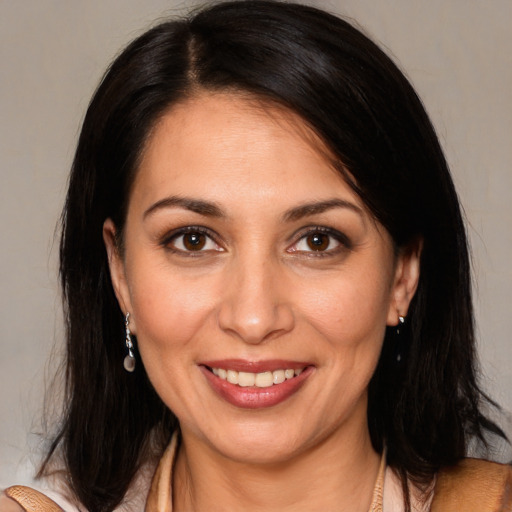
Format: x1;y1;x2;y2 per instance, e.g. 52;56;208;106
1;0;511;486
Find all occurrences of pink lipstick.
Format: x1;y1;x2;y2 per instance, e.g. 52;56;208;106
199;359;314;409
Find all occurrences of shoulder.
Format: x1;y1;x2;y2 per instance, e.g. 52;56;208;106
432;458;512;512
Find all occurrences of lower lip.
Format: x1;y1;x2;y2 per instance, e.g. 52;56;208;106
200;366;313;409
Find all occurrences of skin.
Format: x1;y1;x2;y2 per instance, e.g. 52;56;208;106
0;494;24;512
104;92;421;511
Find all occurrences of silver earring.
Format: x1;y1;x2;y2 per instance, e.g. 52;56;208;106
397;315;405;335
396;316;405;363
124;312;136;372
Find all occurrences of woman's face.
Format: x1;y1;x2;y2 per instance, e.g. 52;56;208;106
105;93;419;464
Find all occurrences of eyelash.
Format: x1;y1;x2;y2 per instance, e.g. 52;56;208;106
287;226;352;257
160;225;351;257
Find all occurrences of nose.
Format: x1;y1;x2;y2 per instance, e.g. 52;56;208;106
217;256;295;344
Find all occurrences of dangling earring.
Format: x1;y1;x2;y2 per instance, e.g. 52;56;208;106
395;315;405;363
397;315;405;334
124;312;136;372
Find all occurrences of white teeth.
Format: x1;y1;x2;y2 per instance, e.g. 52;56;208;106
227;370;239;385
255;371;273;387
285;369;295;380
273;369;285;385
211;367;305;388
238;372;255;387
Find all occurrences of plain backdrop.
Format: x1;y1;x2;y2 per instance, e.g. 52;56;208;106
1;0;511;486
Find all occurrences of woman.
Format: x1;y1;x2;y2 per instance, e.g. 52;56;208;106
1;1;511;511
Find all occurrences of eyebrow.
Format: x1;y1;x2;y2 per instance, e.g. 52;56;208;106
143;195;362;222
143;196;225;219
282;198;363;222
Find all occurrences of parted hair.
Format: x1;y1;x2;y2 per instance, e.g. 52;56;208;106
42;2;503;511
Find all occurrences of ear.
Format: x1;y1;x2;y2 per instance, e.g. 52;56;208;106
103;219;134;327
387;238;423;326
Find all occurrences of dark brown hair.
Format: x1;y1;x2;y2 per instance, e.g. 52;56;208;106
41;2;504;511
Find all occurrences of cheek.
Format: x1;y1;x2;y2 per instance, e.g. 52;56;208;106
127;264;218;358
298;268;393;347
299;270;392;415
126;268;220;417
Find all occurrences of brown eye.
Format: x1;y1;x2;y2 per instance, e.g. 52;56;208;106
183;232;207;251
306;233;330;251
167;229;223;254
288;228;348;255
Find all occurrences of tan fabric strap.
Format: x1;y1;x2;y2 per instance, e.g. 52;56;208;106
4;486;64;512
368;449;386;512
431;458;512;512
145;432;178;512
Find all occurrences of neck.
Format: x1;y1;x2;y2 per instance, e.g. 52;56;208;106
173;415;380;512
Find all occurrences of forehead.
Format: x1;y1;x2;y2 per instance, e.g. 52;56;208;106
131;92;361;212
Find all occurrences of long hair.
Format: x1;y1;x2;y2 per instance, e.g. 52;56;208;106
41;2;503;510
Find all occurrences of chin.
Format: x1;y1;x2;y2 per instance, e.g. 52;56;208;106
202;420;312;465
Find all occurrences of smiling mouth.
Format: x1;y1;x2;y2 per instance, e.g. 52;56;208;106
201;362;313;408
207;367;305;388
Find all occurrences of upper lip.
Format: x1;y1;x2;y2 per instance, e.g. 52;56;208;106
200;359;313;373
